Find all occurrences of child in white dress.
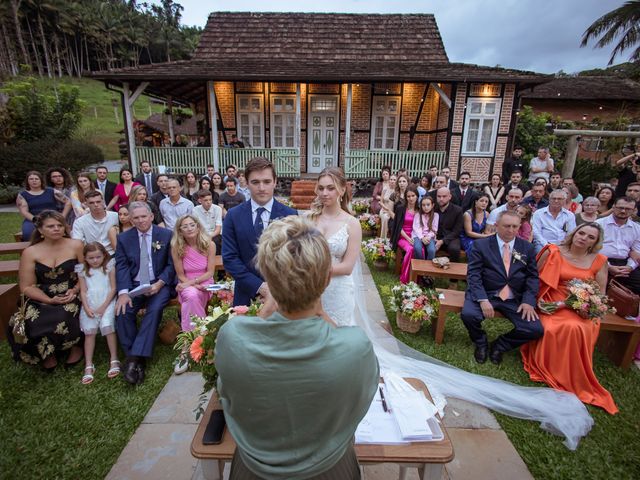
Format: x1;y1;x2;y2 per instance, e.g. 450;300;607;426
76;242;118;384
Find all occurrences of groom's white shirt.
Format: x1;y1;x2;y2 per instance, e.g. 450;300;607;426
251;197;274;225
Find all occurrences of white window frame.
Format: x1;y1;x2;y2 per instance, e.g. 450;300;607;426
236;94;264;148
270;95;296;148
461;98;501;156
370;95;401;150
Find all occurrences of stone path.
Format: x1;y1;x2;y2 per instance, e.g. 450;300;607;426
107;261;533;480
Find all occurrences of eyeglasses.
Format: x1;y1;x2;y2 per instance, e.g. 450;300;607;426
613;206;635;211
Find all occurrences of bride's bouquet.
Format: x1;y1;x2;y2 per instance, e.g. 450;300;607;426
538;278;615;323
361;237;395;264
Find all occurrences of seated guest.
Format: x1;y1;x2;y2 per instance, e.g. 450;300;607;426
461;211;542;364
516;205;533;242
595;186;615;216
460;193;491;256
378;174;397;239
370;166;391;214
115;202;175;385
625;182;640;217
111;167;141;212
451;171;478;211
8;211;84;370
487;188;523;233
434;187;464;262
197;177;220;205
563;185;582;214
428;175;446;201
70;172;97;219
46;167;76;225
211;172;225;197
219;176;246;217
521;183;549;213
562;177;583;203
171;214;216;374
129;185;163;226
94;165;117;207
547;171;563;194
428;164;439;179
413;176;427;201
17;170;69;240
216;216;379;479
150;174;170;209
521;224;617;414
596;196;640;294
192;189;223;253
504;169;530;196
72;191;120;256
390;185;420;283
412;195;439;260
531;189;576;254
576;197;600;225
182;171;200;201
237;170;251;201
441;166;458;190
160;178;194;230
484;174;505;211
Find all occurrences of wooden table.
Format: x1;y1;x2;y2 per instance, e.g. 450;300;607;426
191;378;454;480
0;260;20;278
409;259;468;283
0;242;29;255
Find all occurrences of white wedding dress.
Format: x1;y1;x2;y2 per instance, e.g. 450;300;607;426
321;223;595;450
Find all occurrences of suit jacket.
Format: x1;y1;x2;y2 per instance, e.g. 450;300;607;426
150;190;169;209
446;179;459;190
222;199;298;306
135;172;159;193
94;179;117;205
466;236;539;307
115;225;175;293
451;186;478;212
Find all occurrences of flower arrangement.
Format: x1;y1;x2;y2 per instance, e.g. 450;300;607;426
208;279;235;308
538;278;615;323
275;196;295;208
389;282;439;324
361;237;395;264
351;198;371;215
358;213;380;232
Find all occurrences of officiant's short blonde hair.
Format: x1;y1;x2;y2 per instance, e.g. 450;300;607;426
257;216;331;312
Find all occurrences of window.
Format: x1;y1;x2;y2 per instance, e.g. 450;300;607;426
370;96;400;150
462;98;501;155
236;95;264;147
270;96;296;148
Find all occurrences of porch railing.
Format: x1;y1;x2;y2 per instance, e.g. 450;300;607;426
344;149;447;178
219;148;300;177
135;147;213;174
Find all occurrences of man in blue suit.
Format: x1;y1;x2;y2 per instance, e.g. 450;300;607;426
115;201;175;385
222;157;297;307
461;210;543;364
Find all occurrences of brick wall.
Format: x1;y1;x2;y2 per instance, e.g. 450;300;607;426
461;157;492;182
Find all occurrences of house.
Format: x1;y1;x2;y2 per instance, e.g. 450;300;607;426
90;12;548;181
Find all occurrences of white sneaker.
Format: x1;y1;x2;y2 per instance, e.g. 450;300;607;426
174;354;189;375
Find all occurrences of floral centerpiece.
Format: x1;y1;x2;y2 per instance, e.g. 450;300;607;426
358;213;380;236
389;282;439;333
538;278;615;323
351;198;371;215
362;237;395;270
208;279;235;308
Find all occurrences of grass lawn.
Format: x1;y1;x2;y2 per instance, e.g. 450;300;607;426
366;260;640;479
0;213;179;479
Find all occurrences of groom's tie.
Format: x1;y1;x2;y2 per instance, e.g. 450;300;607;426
139;233;151;285
498;243;511;301
254;207;266;237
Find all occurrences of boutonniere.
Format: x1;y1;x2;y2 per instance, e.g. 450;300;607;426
152;241;162;252
512;250;527;265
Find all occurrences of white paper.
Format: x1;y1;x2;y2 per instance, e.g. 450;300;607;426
129;283;152;298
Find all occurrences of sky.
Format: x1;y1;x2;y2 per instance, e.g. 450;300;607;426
158;0;628;74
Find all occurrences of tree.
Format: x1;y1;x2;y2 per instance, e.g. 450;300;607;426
581;0;640;65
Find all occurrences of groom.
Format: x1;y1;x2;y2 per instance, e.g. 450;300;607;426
222;157;297;307
115;201;175;385
461;211;543;364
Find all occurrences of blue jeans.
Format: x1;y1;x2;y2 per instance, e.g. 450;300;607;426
413;238;436;260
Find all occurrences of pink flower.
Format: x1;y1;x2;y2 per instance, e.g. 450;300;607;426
233;305;249;315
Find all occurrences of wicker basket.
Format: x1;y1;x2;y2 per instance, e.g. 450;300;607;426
362;228;375;238
373;259;389;271
396;312;422;334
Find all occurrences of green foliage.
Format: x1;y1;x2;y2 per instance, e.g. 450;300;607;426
1;78;85;144
0;184;21;204
0;139;103;185
515;106;568;161
554;157;618;196
578;61;640;81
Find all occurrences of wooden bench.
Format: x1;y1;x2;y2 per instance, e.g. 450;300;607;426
13;232;22;242
396;247;467;277
409;260;467;284
0;283;20;341
0;260;20;278
0;242;29;255
433;288;640;369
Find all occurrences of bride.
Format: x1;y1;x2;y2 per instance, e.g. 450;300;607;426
310;166;595;450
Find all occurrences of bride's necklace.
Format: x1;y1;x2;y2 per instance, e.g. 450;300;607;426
322;209;343;220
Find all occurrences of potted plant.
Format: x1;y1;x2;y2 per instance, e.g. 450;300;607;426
362;237;395;270
358;213;380;237
351;198;371;215
389;282;439;334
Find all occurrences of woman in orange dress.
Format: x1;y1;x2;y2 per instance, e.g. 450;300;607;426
521;223;618;414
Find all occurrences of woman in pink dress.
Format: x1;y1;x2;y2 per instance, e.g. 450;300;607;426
171;214;217;330
390;185;419;283
110;167;140;211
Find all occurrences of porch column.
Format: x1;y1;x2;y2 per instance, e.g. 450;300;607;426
122;81;149;176
207;81;220;171
167;96;175;144
295;83;302;151
344;83;353;169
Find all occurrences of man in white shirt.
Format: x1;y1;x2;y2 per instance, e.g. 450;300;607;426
159;178;193;230
193;189;223;252
531;189;576;254
71;190;119;255
596;196;640;294
487;188;523;233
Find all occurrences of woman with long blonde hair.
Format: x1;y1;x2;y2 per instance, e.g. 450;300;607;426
308;167;362;326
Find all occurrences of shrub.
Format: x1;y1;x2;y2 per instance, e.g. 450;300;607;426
554;157;618;196
0;184;21;204
0;139;104;185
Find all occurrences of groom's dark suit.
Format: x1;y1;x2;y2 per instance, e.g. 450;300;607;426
461;235;543;353
115;225;175;361
222;199;297;306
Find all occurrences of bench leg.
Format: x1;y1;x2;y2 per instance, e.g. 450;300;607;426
597;329;640;369
419;463;444;480
200;459;224;480
432;307;451;345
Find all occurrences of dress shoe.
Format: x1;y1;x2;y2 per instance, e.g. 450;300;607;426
123;360;139;385
473;344;488;364
489;342;504;365
135;363;145;385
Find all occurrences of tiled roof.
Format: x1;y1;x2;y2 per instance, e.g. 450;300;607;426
520;76;640;100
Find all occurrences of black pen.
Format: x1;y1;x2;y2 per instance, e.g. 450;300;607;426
379;386;389;412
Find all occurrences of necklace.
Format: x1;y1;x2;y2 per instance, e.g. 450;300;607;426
322;210;343;220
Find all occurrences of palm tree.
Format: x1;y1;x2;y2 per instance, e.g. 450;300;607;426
581;0;640;65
